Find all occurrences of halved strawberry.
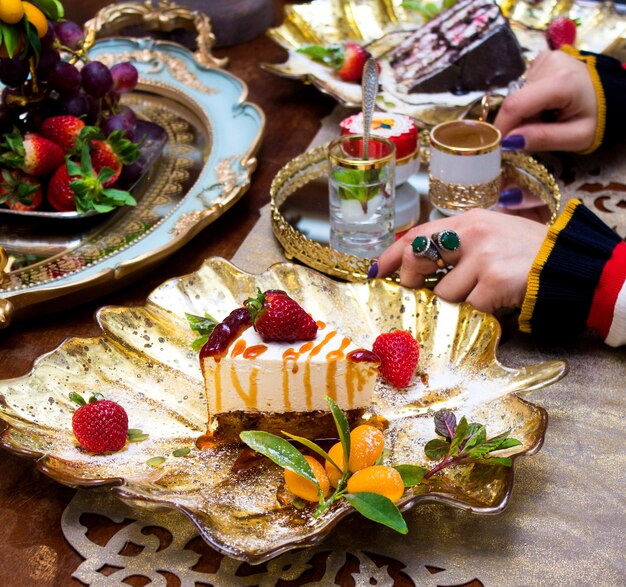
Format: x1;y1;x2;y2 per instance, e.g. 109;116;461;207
0;168;42;210
372;330;420;388
41;115;86;151
0;129;65;176
245;289;318;342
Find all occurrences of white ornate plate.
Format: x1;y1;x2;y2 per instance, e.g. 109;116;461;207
0;258;567;563
0;37;264;329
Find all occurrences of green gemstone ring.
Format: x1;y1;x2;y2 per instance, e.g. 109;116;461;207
411;235;445;268
432;230;461;252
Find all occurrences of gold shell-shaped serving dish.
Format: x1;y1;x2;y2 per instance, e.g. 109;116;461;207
0;258;567;563
271;137;560;282
266;0;626;125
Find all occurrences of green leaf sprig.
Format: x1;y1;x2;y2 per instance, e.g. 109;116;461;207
185;312;218;351
331;167;389;214
296;44;345;70
238;404;522;534
423;410;523;479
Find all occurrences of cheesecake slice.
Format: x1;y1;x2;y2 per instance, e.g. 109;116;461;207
200;317;380;442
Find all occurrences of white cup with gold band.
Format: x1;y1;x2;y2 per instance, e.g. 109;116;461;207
429;120;502;216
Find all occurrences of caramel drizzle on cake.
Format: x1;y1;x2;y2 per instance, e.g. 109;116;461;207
209;328;377;413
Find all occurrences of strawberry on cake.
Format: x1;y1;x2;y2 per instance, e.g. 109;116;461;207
199;290;381;442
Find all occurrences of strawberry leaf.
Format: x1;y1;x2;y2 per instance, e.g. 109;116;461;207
102;189;136;205
106;130;141;165
66;159;81;176
97;166;117;186
244;288;265;324
344;492;408;534
69;392;86;407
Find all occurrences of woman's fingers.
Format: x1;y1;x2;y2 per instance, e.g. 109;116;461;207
432;261;479;304
495;76;575;137
506;118;596;152
377;223;464;281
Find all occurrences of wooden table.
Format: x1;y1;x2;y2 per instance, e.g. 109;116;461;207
0;6;347;584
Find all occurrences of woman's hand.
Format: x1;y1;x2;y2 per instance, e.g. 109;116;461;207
495;50;598;152
374;209;548;313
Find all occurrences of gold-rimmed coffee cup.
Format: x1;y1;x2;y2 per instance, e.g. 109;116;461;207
429;119;502;216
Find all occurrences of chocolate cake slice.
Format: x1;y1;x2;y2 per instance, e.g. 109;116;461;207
389;0;525;94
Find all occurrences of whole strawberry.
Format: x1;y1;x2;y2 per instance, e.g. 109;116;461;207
338;42;371;82
0;169;42;210
47;144;137;213
0;129;64;176
546;17;577;50
70;392;129;453
372;330;420;388
90;130;140;187
41;115;86;151
245;289;318;342
297;42;376;83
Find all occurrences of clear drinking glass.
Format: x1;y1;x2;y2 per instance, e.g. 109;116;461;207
328;135;396;259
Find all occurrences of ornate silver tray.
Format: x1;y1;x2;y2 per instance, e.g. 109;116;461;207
0;258;567;563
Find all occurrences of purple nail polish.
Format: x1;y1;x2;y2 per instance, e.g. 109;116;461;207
499;187;523;206
367;261;379;279
501;135;525;151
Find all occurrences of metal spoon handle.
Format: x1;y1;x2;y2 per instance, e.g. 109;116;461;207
361;57;379;160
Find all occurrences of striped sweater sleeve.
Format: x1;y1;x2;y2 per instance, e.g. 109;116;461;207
560;46;626;153
519;200;626;346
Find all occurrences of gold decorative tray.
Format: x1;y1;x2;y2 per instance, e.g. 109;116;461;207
0;258;567;563
270;136;560;282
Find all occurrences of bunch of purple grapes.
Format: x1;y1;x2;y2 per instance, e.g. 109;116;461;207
0;19;139;137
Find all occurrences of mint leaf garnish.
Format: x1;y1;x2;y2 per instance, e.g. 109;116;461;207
424;410;523;480
185;312;217;352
